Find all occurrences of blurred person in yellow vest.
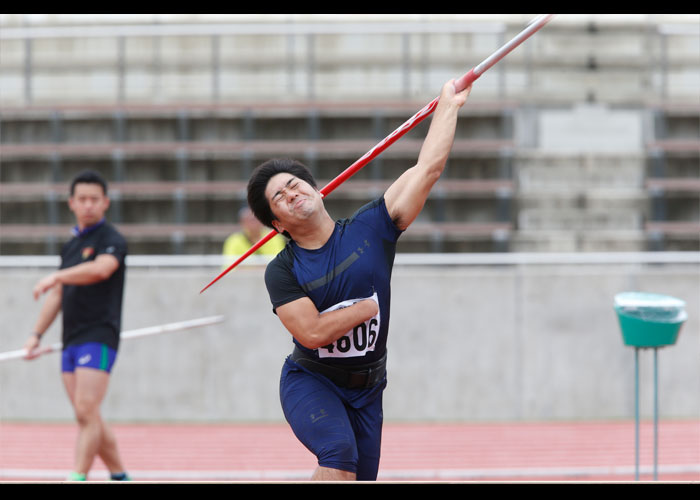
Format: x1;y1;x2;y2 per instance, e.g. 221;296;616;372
223;207;286;266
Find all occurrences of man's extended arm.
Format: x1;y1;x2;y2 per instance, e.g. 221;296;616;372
32;254;120;300
383;79;470;231
24;253;120;358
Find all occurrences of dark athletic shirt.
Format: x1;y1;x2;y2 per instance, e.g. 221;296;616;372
60;220;127;351
264;198;402;367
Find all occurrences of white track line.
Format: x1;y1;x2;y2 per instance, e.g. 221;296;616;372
2;464;699;481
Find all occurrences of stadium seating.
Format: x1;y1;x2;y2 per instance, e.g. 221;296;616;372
1;15;697;255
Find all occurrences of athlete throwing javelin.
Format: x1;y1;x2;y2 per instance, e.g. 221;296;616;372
246;79;470;480
23;170;130;482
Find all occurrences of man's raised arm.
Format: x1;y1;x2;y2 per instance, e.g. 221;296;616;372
383;79;470;231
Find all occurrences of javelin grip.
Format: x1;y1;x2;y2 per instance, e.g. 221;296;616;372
454;69;478;94
200;14;554;292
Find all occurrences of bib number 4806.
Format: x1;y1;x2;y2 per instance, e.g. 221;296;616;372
317;293;380;359
321;318;378;357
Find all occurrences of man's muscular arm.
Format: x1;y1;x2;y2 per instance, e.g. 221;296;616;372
276;296;379;350
383;79;470;231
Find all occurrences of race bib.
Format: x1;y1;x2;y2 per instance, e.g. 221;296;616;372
317;293;380;359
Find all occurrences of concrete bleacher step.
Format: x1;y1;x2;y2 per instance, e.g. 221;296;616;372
513;152;649;251
4;15;697;106
512;229;647;253
515;151;646;187
517;208;643;231
0;220;514;255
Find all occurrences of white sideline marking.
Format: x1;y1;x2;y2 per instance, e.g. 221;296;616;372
2;464;699;481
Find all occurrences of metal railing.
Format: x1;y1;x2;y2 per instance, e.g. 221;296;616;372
2;251;698;269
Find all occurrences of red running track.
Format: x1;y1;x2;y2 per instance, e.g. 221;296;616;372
1;420;698;482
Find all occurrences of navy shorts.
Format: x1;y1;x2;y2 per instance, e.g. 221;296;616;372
280;356;385;480
62;342;117;373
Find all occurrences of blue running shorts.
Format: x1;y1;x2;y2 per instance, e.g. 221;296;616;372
280;356;385;480
62;342;117;373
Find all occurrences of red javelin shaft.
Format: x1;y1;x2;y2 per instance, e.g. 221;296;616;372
200;14;554;293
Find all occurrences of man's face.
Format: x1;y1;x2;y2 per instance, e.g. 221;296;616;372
264;173;321;233
68;182;110;228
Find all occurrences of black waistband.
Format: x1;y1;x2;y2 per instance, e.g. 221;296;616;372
290;346;386;390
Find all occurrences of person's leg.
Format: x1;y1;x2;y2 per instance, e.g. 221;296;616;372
94;415;127;475
60;370;86;480
350;390;384;481
61;344;127;479
280;362;358;480
311;466;356;481
68;367;111;475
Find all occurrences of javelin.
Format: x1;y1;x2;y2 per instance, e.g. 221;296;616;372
0;315;224;362
200;14;555;294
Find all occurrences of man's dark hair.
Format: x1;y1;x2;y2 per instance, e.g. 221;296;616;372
70;169;108;196
247;158;317;237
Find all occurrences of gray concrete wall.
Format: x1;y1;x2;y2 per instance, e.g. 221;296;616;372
1;261;698;423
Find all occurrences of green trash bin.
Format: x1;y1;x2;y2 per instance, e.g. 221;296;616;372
614;292;687;348
613;291;687;481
